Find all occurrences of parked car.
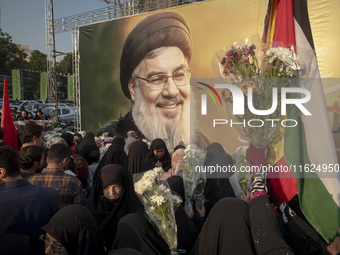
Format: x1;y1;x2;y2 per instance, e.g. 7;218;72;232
12;100;39;110
41;106;77;122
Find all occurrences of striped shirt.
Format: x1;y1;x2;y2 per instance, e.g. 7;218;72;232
28;168;86;209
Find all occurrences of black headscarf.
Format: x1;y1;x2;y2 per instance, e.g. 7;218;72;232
167;175;185;206
190;198;256;255
77;132;99;165
203;152;236;216
203;142;226;166
61;132;74;148
127;140;149;175
142;138;171;171
93;144;127;181
42;204;104;255
86;164;143;251
112;135;126;149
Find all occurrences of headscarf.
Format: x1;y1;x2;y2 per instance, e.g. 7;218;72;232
77;132;100;166
142;138;171;171
127;140;149;175
173;144;186;152
203;142;226;166
93;144;127;181
203;152;236;216
61;132;74;148
42;204;104;255
167;175;185;205
86;164;143;251
170;148;185;175
112;135;126;149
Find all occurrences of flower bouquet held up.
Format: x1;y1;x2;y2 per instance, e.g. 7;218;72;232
234;145;252;194
134;167;182;255
216;38;305;149
181;145;207;211
193;173;207;210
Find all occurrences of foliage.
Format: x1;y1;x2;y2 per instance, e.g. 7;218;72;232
27;50;47;72
0;29;27;75
57;55;73;75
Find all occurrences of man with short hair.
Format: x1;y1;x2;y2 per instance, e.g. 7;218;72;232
28;143;86;209
20;122;44;147
97;12;209;149
0;146;58;254
19;145;45;178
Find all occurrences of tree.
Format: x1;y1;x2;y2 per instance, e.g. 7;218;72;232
0;29;27;75
57;54;73;75
27;50;47;71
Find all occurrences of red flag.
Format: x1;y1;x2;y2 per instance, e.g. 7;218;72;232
1;77;18;151
259;0;298;204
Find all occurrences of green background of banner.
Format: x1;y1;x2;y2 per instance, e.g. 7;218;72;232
11;69;21;100
68;76;74;100
40;72;47;100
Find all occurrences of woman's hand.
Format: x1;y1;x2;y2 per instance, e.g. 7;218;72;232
184;203;194;219
327;228;340;255
195;204;206;218
241;190;251;203
155;161;163;168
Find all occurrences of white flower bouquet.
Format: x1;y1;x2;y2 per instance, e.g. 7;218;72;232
215;38;305;149
182;145;207;210
134;167;182;255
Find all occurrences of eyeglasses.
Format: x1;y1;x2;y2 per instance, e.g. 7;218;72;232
136;67;192;91
39;235;65;254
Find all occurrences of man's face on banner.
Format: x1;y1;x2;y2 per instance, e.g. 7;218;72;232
128;46;191;147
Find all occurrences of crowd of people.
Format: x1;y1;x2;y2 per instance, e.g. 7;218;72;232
9;105;47;121
0;122;339;255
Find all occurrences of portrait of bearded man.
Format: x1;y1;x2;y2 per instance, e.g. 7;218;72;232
97;11;209;149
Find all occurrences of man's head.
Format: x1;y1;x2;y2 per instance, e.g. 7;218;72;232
19;145;44;172
120;12;193;148
47;144;72;170
20;123;44;146
0;146;21;184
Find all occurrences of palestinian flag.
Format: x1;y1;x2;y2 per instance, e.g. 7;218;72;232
262;0;340;243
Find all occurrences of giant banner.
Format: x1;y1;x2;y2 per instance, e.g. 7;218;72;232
79;0;340;154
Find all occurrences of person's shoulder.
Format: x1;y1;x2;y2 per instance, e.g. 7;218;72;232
65;173;83;186
27;183;58;197
96;111;139;137
96;117;124;137
27;172;45;182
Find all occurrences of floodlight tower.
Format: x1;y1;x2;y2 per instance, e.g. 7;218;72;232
45;0;58;118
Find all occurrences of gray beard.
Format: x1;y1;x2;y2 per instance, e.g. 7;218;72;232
131;87;191;149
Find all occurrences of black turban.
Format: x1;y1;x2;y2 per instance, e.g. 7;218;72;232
120;11;192;99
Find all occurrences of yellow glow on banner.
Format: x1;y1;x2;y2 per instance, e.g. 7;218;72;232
11;69;21;100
